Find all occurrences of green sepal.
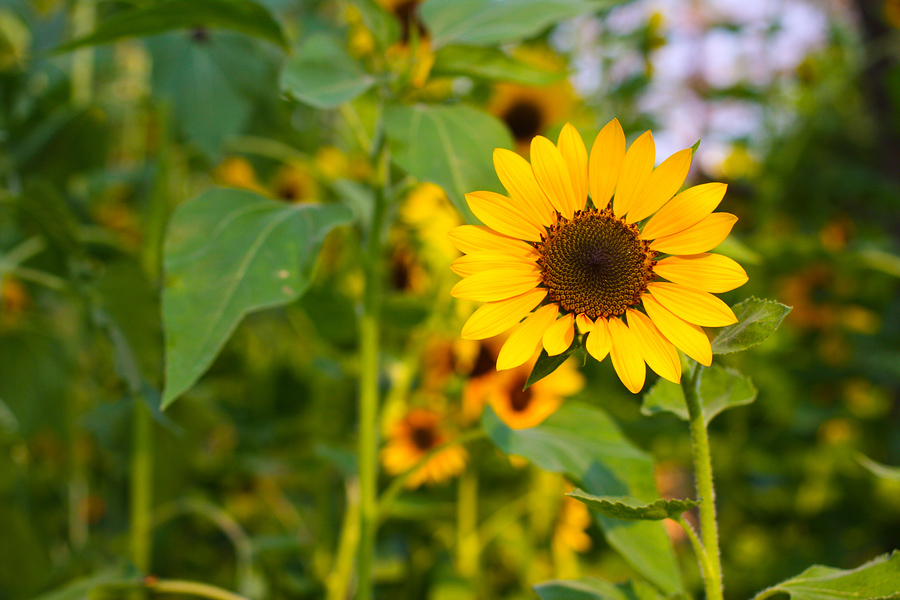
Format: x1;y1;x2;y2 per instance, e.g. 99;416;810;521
524;339;582;390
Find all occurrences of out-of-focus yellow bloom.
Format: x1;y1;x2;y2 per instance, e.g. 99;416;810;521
552;494;592;554
717;145;760;180
486;358;584;430
345;5;376;58
844;378;891;419
216;156;267;194
381;408;467;488
840;305;880;335
1;276;29;319
272;161;319;203
400;182;462;269
818;417;857;445
94;201;143;250
314;146;350;181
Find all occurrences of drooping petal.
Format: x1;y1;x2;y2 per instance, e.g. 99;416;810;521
642;294;712;366
575;313;594;334
531;135;578;219
589;118;626;209
450;249;539;277
451;268;542;302
466;191;546;242
542;312;575;356
462;288;547;340
557;123;588;213
640;183;727;240
585;316;611;362
497;304;559;370
613;131;655;218
649;213;738;255
626;148;692;224
607;316;646;393
653;253;748;293
493;148;556;226
627;309;681;383
647;282;737;327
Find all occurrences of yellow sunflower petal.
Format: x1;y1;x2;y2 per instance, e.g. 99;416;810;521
531;135;578;219
542;312;575;356
626;148;693;224
558;123;588;213
497;304;559;370
627;309;681;383
466;191;546;242
642;294;712;366
493;148;556;226
640;182;727;240
649;213;738;255
653;253;748;293
585;316;611;362
461;289;547;340
450;250;539;277
613;131;655;218
575;313;594;334
449;225;538;255
589;118;626;209
647;282;737;327
451;268;542;302
607;316;646;393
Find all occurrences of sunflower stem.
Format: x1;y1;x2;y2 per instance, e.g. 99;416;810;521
682;363;724;600
456;467;480;579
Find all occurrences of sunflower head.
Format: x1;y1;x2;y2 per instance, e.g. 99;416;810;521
381;408;467;488
450;120;748;393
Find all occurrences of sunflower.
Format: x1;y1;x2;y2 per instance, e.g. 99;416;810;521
449;120;747;393
487;358;583;429
381;408;467;488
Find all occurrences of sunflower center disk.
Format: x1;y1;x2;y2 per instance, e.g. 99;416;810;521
537;208;656;319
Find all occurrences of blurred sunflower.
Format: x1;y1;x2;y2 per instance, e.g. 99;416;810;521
487;358;583;429
381;408;467;488
450;119;747;393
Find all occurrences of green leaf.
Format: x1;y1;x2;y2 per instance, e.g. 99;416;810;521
421;0;616;49
711;297;792;354
384;103;512;222
857;454;900;482
641;364;757;426
535;578;663;600
525;343;581;390
567;490;700;521
348;0;400;50
55;0;287;52
432;44;564;85
754;552;900;600
161;189;353;408
280;33;377;109
31;565;141;600
483;402;684;595
857;247;900;278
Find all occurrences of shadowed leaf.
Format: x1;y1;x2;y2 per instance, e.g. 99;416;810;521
567;489;700;521
642;364;757;426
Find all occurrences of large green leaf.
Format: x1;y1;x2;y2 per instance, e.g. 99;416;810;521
384;103;512;222
161;188;353;408
421;0;615;49
567;490;700;521
55;0;287;52
754;552;900;600
535;578;662;600
711;297;792;354
641;364;757;426
432;44;563;85
483;402;683;595
281;33;377;109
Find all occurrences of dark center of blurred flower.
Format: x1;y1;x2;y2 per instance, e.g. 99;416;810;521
504;101;543;143
509;376;532;412
537;207;656;319
410;425;437;450
392;0;427;44
468;344;496;378
191;27;210;43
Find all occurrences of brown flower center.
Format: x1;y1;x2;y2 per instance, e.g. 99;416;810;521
536;207;656;319
410;425;437;451
509;376;533;412
504;101;543;143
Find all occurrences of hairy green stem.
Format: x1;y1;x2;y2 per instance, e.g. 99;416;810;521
682;364;724;600
673;515;715;590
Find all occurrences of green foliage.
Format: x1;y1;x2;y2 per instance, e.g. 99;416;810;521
525;343;582;389
432;45;564;85
280;33;377;109
483;402;684;595
56;0;287;52
641;364;758;425
711;297;792;355
567;490;700;521
161;189;353;407
857;454;900;482
346;0;400;51
755;552;900;600
534;578;664;600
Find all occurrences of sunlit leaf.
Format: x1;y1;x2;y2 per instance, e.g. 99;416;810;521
641;364;757;426
857;454;900;482
384;103;512;222
281;33;377;109
754;552;900;600
483;402;684;595
421;0;618;49
432;44;563;85
857;247;900;278
161;188;353;408
525;343;581;389
55;0;287;52
711;297;792;354
567;490;700;521
535;578;663;600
